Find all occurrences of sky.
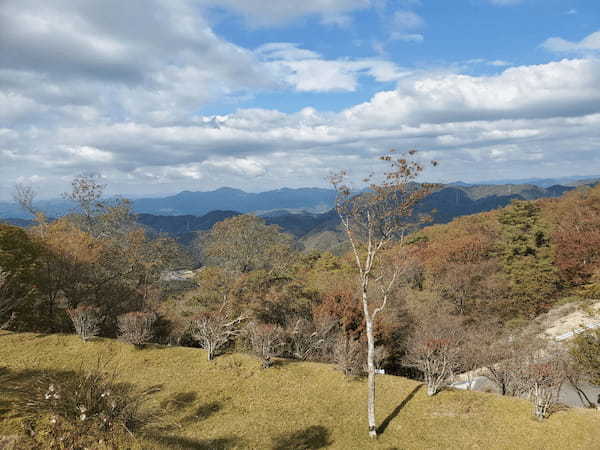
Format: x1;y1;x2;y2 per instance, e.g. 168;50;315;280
1;0;599;200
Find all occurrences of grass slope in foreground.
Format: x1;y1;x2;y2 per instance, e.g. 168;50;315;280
1;332;599;449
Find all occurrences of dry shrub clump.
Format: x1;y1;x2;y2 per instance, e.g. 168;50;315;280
67;305;103;341
246;322;285;368
117;311;156;347
10;363;158;449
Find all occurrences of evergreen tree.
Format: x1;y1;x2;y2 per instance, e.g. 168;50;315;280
498;200;558;318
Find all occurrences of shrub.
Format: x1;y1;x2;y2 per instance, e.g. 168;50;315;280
333;334;365;377
286;318;332;361
67;305;103;341
12;364;157;449
190;309;245;361
571;328;600;386
515;348;567;420
117;311;156;347
246;322;285;368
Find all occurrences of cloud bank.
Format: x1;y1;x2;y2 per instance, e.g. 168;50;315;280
0;1;599;199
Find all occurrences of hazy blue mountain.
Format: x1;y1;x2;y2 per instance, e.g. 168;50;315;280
459;175;600;188
0;182;587;221
132;187;336;216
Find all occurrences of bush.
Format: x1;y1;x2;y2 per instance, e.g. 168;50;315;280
333;334;365;377
246;322;285;368
515;348;567;420
117;312;156;347
189;310;244;361
67;306;103;341
571;328;600;385
285;318;331;361
11;363;157;449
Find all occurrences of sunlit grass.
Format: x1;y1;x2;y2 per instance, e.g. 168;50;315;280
1;331;599;449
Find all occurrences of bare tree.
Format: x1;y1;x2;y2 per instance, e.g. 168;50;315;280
190;304;246;361
404;306;464;396
287;317;334;361
515;346;567;420
329;150;436;438
62;173;106;234
482;335;522;397
13;183;48;236
67;305;103;341
117;312;156;348
247;322;285;368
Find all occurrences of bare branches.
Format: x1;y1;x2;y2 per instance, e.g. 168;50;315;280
190;306;246;361
404;306;464;396
67;306;103;341
246;322;285;368
328;150;437;438
118;312;156;348
515;346;568;420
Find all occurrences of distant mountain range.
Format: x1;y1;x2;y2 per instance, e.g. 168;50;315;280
456;175;600;188
2;180;598;253
0;187;336;219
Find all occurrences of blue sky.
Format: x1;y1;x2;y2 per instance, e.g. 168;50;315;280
0;0;599;199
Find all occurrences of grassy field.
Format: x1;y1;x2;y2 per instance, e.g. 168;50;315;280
1;331;599;449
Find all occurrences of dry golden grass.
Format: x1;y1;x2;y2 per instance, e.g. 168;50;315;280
1;331;599;449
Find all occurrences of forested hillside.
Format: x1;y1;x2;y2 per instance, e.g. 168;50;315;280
2;175;600;448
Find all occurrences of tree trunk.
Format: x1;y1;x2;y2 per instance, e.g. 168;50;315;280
366;316;377;438
363;277;377;439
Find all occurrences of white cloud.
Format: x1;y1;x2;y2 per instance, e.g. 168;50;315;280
344;59;600;126
3;57;600;197
488;60;511;67
257;43;409;92
542;30;600;54
390;9;425;42
1;1;600;199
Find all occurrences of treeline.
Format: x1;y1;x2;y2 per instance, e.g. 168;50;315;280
2;177;600;420
410;183;600;322
0;176;187;335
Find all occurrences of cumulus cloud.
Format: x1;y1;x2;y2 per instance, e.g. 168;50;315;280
257;43;409;92
542;30;600;54
0;0;273;127
1;1;600;199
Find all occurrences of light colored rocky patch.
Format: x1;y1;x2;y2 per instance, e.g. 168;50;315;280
542;301;600;340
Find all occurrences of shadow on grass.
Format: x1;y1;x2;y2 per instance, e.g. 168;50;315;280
377;384;423;435
144;434;241;450
160;391;198;409
182;401;222;423
270;357;307;368
271;425;332;449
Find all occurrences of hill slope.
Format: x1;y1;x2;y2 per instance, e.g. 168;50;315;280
1;332;599;449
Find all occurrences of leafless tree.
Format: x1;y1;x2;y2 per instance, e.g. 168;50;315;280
67;305;103;341
333;333;365;377
482;335;522;397
404;306;463;396
287;317;335;361
117;312;156;348
13;183;48;235
329;150;436;438
62;173;107;234
247;322;285;368
515;346;567;420
190;303;246;361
